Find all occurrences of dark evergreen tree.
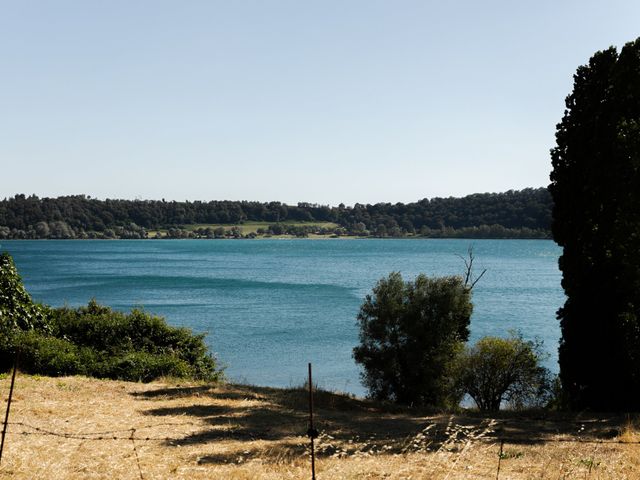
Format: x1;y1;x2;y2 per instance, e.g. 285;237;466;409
550;39;640;410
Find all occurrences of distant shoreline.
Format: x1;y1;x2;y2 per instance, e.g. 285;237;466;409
1;188;552;240
0;235;553;241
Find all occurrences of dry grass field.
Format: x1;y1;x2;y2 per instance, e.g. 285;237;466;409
0;375;639;479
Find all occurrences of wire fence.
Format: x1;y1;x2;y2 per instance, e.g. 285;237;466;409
3;418;640;480
7;420;192;442
1;360;639;480
7;420;640;444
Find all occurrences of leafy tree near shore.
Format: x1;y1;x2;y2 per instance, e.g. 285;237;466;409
550;38;640;410
454;334;552;411
353;272;473;407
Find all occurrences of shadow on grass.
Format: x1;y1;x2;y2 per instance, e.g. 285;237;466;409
132;382;633;464
195;443;309;465
131;385;212;399
487;413;626;444
134;383;431;447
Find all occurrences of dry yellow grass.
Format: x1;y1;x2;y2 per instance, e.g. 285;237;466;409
0;374;639;479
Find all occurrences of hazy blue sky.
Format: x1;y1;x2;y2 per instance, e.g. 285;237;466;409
2;1;639;205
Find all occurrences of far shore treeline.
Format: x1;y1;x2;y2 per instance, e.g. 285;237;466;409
0;188;551;239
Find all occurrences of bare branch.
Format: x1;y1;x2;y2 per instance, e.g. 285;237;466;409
460;245;485;290
469;268;487;289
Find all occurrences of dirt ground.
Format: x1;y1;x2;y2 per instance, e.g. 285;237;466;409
0;375;638;479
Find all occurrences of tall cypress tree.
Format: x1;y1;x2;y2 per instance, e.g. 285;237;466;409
550;39;640;410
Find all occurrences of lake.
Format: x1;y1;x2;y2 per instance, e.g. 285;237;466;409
0;239;564;397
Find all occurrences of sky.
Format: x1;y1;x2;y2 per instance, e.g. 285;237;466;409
1;1;639;206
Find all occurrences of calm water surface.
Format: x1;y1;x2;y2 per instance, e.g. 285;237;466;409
1;239;563;397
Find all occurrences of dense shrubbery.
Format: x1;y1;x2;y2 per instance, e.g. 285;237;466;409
0;253;221;382
354;267;552;411
10;327;202;381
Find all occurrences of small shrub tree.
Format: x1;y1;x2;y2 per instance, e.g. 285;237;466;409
455;334;552;411
353;272;473;407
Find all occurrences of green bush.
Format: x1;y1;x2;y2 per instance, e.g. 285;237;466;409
1;301;222;382
10;330;97;377
47;300;217;375
34;301;220;382
97;352;193;382
0;252;222;382
454;333;552;411
0;327;215;382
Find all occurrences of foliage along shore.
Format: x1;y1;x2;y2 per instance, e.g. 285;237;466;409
0;187;551;239
0;253;221;383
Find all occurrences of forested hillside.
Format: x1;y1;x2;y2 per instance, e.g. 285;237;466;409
0;188;551;239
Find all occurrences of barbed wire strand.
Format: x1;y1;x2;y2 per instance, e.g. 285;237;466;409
6;421;640;445
6;421;199;442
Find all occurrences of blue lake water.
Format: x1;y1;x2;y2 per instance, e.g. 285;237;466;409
0;239;564;397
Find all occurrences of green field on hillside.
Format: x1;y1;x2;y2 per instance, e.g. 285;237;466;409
148;221;340;238
185;221;339;234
